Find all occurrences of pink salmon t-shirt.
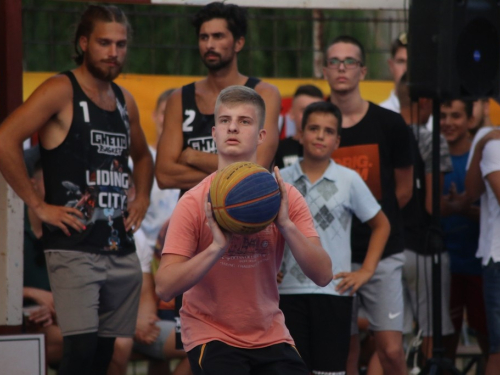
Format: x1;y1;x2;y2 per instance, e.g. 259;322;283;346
162;173;318;351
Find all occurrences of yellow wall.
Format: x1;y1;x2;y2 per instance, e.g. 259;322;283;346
23;73;500;146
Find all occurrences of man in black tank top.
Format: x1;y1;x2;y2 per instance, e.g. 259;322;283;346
156;2;281;194
0;6;153;375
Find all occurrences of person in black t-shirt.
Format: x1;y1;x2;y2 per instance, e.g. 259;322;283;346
324;35;413;375
0;5;153;375
274;84;324;169
156;2;281;193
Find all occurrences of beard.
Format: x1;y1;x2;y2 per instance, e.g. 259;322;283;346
201;51;233;72
85;54;123;82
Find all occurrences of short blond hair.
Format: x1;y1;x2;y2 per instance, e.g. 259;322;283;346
214;85;266;129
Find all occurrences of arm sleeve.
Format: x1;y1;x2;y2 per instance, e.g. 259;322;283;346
466;127;493;170
287;184;318;238
480;140;500;177
350;171;381;223
162;192;201;258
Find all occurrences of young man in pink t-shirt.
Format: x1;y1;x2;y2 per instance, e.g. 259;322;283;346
155;85;333;374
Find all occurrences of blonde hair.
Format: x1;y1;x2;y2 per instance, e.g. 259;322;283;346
214;85;266;129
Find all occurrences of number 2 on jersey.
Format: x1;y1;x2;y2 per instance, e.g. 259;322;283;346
183;110;195;132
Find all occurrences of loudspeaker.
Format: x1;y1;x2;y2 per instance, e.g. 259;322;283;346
408;1;440;99
409;0;500;100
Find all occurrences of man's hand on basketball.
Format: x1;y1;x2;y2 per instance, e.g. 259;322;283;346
333;269;373;296
204;194;231;255
34;202;85;237
273;167;291;231
125;196;149;232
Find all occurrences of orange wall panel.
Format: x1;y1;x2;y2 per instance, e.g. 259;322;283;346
25;73;498;147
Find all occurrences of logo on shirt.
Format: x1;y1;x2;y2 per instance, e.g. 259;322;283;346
187;137;217;153
91;130;127;156
333;144;382;200
219;227;274;269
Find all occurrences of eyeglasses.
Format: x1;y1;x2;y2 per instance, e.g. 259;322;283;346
326;57;363;69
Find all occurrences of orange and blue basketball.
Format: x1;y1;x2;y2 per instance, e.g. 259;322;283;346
209;161;281;235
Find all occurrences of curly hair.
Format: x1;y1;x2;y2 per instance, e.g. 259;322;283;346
192;2;248;40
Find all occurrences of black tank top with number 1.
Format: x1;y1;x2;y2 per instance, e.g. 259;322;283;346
40;71;135;255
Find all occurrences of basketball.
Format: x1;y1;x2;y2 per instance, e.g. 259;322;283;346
209;161;281;235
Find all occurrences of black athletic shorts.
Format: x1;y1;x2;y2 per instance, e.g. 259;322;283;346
187;340;308;375
279;294;353;373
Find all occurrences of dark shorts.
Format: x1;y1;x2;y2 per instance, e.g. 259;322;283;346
187;341;308;375
483;260;500;353
280;294;353;373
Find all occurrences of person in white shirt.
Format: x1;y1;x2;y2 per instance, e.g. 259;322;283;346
380;32;434;132
380;32;407;113
465;126;500;375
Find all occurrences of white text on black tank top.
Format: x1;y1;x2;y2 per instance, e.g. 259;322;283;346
91;130;127;156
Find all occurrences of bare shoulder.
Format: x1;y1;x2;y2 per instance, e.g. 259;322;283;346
164;87;184;114
116;84;135;104
255;80;280;98
20;73;73;119
167;87;183;103
32;73;73;102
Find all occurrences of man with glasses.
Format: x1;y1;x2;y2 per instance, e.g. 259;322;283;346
324;35;413;375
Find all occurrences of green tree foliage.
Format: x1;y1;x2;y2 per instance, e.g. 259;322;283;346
22;1;404;79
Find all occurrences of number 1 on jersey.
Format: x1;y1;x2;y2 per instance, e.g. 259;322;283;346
79;101;90;123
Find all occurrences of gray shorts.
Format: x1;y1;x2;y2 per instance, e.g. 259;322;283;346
133;319;176;360
351;252;405;332
402;249;454;336
45;250;142;337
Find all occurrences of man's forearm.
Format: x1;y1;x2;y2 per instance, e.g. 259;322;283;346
138;273;158;317
182;148;218;174
156;162;209;190
156;245;226;302
363;213;390;274
394;166;413;209
465;148;486;202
